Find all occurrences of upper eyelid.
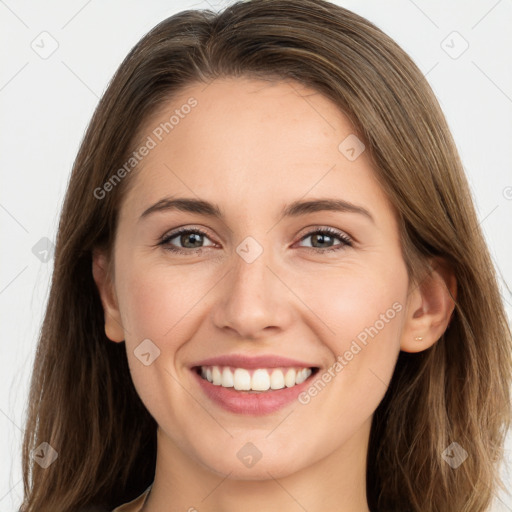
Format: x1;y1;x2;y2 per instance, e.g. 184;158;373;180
297;225;351;239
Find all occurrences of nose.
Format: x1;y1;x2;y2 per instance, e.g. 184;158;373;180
211;243;295;340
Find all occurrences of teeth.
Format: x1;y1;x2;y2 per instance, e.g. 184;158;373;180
252;369;270;391
296;368;308;384
199;366;313;391
284;369;296;387
212;366;222;385
270;369;285;390
233;368;251;390
221;367;234;387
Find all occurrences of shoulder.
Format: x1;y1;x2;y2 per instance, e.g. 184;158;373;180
111;486;152;512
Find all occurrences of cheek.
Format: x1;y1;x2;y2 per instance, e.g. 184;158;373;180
116;257;212;342
113;260;204;423
295;259;407;350
301;282;406;429
294;259;407;410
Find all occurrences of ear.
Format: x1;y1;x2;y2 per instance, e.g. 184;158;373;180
400;257;457;353
92;249;125;342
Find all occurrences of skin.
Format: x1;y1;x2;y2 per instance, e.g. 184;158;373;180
93;77;456;512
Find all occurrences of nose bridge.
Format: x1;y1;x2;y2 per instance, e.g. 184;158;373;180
233;236;271;298
212;234;292;338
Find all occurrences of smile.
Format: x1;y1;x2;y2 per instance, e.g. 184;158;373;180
197;365;314;392
190;354;320;414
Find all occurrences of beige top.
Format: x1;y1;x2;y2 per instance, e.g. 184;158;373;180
111;485;152;512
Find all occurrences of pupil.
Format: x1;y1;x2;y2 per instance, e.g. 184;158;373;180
182;233;202;248
313;233;332;247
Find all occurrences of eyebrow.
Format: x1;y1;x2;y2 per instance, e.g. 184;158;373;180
139;197;374;223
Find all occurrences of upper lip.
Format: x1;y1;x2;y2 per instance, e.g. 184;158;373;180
192;354;318;369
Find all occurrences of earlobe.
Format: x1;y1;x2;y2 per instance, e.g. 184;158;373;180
92;249;125;343
400;257;457;353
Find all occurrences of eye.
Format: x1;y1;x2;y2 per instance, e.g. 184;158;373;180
296;227;353;253
158;226;353;256
159;227;216;255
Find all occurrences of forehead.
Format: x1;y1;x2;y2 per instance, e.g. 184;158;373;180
120;77;394;225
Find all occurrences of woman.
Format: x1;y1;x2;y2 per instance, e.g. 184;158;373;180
20;1;511;511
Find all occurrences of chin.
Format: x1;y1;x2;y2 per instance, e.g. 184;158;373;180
197;446;309;481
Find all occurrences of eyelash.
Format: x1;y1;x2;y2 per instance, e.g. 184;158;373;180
158;226;353;255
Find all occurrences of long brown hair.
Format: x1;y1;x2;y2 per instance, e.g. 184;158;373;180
20;1;512;510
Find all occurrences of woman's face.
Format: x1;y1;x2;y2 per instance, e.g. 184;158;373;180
103;77;411;479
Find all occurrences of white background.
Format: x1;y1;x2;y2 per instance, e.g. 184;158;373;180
1;0;511;510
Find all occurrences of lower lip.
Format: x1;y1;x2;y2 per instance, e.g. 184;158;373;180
191;368;317;415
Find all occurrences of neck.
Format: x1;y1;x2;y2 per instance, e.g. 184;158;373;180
143;420;372;512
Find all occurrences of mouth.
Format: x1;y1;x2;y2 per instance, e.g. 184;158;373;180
190;354;321;414
193;365;320;393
